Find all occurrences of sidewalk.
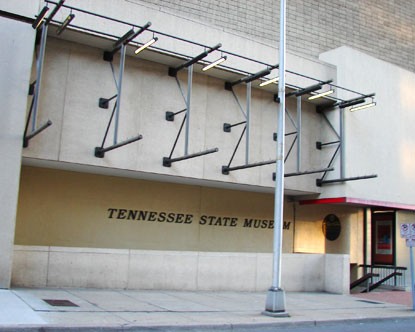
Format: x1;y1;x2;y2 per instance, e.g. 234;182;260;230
1;288;414;331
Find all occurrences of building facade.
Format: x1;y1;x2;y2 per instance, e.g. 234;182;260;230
1;0;414;294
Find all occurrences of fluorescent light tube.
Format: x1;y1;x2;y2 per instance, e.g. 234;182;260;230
350;102;376;112
135;37;158;55
308;89;334;100
259;77;279;87
56;13;75;35
202;56;227;71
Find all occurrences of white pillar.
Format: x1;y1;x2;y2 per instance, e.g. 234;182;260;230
0;17;36;288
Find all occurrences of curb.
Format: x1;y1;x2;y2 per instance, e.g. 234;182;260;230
2;316;415;332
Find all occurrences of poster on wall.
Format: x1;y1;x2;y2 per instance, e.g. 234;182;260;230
372;212;395;265
376;220;393;255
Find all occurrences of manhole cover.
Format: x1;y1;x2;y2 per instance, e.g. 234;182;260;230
43;299;79;307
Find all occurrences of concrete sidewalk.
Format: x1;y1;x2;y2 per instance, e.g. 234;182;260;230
1;288;414;331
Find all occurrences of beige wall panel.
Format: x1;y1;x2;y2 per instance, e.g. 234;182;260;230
325;254;350;294
127;250;198;290
282;254;324;292
47;247;129;289
255;254;273;291
197;252;257;291
12;246;48;287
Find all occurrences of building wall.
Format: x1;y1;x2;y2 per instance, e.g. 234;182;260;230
15;166;294;253
132;0;415;73
0;16;36;288
13;166;352;293
320;47;415;207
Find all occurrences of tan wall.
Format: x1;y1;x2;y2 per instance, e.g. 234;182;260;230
15;166;295;253
293;203;363;265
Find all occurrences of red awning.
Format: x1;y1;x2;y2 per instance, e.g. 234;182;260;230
298;197;415;211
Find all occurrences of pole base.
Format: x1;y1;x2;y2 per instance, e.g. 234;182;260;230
262;287;289;317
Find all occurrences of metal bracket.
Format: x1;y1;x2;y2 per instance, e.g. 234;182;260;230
223;121;246;133
165;108;186;121
272;167;335;180
95;44;143;157
316;101;377;186
164;64;218;167
23;25;52;148
316;174;378;187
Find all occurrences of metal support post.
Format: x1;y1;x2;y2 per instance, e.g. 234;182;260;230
185;65;193;155
340;107;345;178
32;24;48;132
296;96;301;172
264;0;288;317
113;44;126;145
245;82;251;164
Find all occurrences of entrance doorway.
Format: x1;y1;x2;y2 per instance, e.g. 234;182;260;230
371;210;395;265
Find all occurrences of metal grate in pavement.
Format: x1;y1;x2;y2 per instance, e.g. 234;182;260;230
43;299;79;307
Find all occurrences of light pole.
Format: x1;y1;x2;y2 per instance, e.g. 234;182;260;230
263;0;288;317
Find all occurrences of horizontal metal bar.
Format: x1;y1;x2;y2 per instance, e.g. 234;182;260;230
163;147;219;167
23;120;52;148
284;167;334;178
317;174;377;186
94;134;143;158
359;264;408;271
273;131;297;141
225;68;271;90
169;43;221;76
125;21;151;44
44;0;65;25
222;159;276;175
286;80;332;98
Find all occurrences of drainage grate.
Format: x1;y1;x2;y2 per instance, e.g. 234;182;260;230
43;299;79;307
356;299;383;304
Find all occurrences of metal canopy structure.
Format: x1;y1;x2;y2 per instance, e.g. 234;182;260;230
27;0;378;186
222;67;278;175
23;0;67;147
94;24;151;158
315;93;378;186
163;44;221;167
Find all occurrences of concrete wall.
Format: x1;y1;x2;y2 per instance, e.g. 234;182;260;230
293;203;363;266
0;16;36;288
320;47;415;207
12;246;350;293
